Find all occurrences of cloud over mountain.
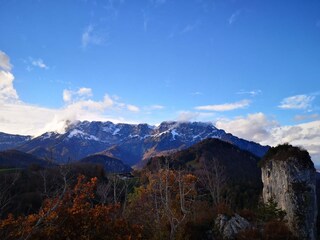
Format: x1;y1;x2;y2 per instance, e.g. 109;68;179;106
0;49;319;163
0;51;143;135
216;113;320;162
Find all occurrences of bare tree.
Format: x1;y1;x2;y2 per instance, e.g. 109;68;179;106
39;169;49;197
107;173;122;204
150;160;197;240
24;165;71;240
96;181;112;205
0;171;19;218
198;154;228;206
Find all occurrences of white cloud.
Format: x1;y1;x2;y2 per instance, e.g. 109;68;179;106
0;71;19;103
176;111;214;122
143;105;165;114
0;102;58;135
294;114;319;122
0;51;12;71
195;99;250;111
62;93;114;113
270;121;320;163
0;89;139;136
177;111;200;122
215;113;320;163
127;104;140;112
82;25;105;48
31;58;49;69
216;113;278;143
77;87;92;97
103;94;114;107
63;89;72;102
279;94;315;110
0;52;19;103
191;91;202;96
149;105;164;110
228;9;242;25
0;50;143;136
63;87;93;103
237;89;261;97
39;94;115;134
180;20;201;34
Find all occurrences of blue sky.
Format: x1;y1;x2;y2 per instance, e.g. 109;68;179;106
0;0;320;161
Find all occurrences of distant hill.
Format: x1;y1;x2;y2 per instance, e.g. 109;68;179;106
0;150;54;169
146;138;263;209
79;154;132;173
147;138;261;181
0;132;31;151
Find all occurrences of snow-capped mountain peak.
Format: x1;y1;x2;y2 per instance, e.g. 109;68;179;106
2;120;269;166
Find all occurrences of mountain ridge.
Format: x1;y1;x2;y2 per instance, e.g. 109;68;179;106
0;120;269;167
0;132;32;151
0;149;55;168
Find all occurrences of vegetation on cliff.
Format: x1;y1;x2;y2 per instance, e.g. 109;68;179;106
260;143;314;169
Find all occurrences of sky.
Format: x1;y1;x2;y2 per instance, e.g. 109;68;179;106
0;0;320;162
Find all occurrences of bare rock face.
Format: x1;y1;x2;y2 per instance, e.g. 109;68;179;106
261;144;317;240
215;214;251;239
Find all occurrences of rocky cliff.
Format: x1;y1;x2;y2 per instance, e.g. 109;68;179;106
261;144;317;240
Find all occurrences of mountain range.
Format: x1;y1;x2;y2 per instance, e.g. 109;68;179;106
0;132;31;151
0;121;269;167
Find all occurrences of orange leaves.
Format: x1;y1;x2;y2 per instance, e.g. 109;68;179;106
125;169;198;239
183;173;197;184
0;175;142;240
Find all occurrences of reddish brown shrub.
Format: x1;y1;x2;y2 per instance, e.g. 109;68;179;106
238;208;256;222
263;221;296;240
215;203;233;216
236;228;261;240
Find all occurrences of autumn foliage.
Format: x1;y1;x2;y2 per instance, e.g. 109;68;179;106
126;168;198;240
0;175;142;240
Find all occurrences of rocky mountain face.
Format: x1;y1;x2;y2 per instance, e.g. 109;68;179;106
261;144;317;240
0;132;31;151
6;121;268;167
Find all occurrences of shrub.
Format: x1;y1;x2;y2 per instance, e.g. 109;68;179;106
236;228;261;240
263;221;296;240
257;197;286;222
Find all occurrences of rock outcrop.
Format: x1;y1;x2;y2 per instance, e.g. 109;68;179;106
261;144;317;240
215;214;251;239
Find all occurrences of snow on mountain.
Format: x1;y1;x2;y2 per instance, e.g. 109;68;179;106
171;129;179;140
1;121;269;166
68;129;100;141
0;132;31;151
112;128;120;136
